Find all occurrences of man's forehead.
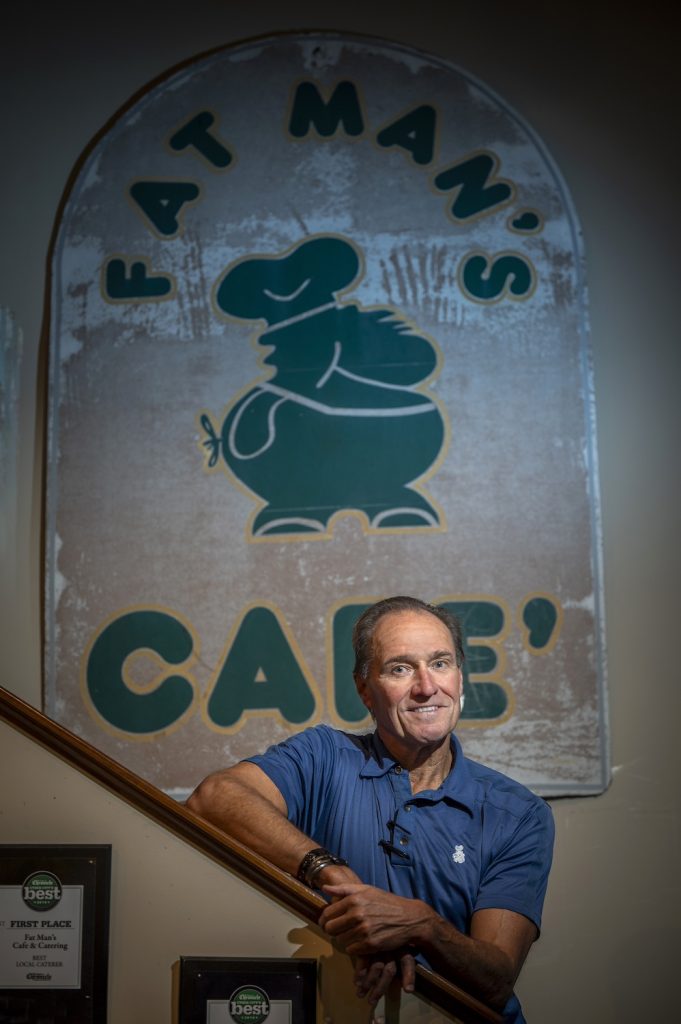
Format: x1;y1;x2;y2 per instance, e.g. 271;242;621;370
370;609;454;654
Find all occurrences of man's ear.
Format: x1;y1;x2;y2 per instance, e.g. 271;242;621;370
354;673;372;712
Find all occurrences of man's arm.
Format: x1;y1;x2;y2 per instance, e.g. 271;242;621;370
187;764;416;1003
319;883;537;1010
186;762;360;885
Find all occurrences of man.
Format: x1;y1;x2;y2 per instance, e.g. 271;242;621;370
187;596;554;1021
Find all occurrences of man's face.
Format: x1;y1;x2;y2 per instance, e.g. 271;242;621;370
357;610;463;762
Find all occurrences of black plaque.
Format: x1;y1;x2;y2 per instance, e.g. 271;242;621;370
0;845;110;1024
179;957;317;1024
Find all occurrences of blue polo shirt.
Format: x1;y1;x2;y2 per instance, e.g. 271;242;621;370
248;725;553;1023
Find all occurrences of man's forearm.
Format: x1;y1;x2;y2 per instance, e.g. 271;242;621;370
320;885;532;1010
187;764;315;876
414;905;517;1009
186;763;360;886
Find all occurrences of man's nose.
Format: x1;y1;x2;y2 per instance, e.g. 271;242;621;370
411;664;437;696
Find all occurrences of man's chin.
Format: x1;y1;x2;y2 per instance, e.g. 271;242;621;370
403;716;457;742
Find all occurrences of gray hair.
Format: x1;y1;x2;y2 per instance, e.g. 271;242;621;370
352;596;465;680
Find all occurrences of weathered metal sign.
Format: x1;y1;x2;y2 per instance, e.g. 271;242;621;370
44;33;607;796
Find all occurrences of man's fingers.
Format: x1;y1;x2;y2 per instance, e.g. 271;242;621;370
357;958;397;1005
318;900;362;938
318;886;362;928
318;896;351;926
399;951;416;993
318;892;377;947
353;955;370;980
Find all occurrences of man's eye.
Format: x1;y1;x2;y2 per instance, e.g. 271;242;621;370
391;665;412;676
432;659;450;670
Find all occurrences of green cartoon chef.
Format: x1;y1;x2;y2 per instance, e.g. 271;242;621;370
202;235;446;537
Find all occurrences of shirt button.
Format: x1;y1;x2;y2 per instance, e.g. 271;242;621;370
399;837;409;846
405;804;413;812
394;766;402;774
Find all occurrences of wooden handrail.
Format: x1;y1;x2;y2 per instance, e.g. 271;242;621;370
0;685;502;1023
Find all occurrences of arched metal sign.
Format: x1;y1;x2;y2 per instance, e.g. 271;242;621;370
44;33;607;796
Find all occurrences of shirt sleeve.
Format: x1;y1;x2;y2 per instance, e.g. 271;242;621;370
474;797;555;932
245;726;336;839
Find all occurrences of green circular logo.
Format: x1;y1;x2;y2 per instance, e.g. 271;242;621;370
229;985;270;1023
21;871;62;912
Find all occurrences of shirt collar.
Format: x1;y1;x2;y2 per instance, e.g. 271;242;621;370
359;731;476;814
358;731;400;776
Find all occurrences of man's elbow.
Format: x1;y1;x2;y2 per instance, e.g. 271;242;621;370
486;978;514;1012
481;954;520;1011
185;772;225;819
452;945;517;1011
185;787;203;816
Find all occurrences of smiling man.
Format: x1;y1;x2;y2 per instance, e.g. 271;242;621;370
187;596;554;1022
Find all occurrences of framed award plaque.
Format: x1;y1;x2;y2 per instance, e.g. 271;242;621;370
0;845;111;1023
179;957;317;1024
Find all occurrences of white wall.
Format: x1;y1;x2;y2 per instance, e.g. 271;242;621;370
1;3;678;1020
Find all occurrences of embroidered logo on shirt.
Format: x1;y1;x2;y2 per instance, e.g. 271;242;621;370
452;844;465;864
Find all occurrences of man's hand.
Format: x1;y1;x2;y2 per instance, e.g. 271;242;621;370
319;882;431;955
353;951;417;1006
318;882;426;1004
319;882;538;1011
